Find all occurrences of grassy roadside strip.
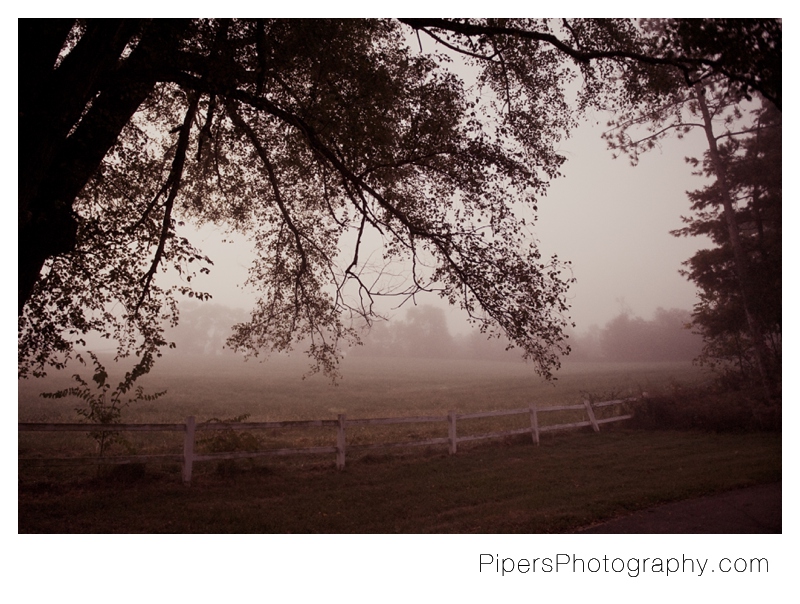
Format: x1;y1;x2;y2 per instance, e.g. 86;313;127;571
19;429;781;533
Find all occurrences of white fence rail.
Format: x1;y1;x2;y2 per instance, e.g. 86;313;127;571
19;398;636;485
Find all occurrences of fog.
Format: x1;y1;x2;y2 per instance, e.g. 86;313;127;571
164;302;702;365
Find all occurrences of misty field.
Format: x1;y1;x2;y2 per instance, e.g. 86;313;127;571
19;355;711;423
18;357;781;533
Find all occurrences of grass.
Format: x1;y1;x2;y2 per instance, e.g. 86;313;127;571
18;356;780;533
19;429;780;533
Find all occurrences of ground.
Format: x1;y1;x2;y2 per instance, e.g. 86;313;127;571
578;482;781;533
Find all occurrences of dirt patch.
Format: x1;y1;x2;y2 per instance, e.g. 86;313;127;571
577;482;781;533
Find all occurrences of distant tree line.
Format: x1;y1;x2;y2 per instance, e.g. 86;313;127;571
347;305;516;362
568;308;702;362
165;303;248;356
348;305;702;363
163;302;701;364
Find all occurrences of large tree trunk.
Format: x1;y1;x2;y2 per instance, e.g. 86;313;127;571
18;19;187;314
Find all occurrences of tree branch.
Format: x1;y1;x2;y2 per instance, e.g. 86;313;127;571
135;91;200;314
399;18;780;109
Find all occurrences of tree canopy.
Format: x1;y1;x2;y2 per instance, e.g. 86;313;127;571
18;18;781;381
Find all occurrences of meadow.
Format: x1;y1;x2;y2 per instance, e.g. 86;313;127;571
19;354;711;423
18;356;781;533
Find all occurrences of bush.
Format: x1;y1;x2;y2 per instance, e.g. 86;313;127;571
630;386;780;432
40;352;166;460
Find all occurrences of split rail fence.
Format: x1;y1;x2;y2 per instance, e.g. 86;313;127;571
19;397;635;485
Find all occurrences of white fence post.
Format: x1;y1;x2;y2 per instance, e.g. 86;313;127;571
583;400;600;433
529;403;540;445
336;414;346;470
182;415;196;485
448;410;457;454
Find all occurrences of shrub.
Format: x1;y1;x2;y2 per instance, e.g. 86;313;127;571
630;385;780;432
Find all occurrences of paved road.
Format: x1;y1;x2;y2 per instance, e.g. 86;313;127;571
577;482;781;533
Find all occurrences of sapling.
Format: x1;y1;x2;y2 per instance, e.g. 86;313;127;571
41;351;166;458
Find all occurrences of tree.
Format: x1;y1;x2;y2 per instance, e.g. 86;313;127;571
644;19;780;110
602;19;781;395
19;19;777;381
166;302;249;356
598;308;701;362
673;103;781;386
392;306;455;359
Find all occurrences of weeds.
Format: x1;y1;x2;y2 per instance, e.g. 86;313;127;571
198;414;262;475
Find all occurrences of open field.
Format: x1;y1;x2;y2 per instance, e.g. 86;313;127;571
19;355;710;423
19;357;780;533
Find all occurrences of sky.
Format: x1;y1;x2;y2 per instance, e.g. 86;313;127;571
534;111;711;330
180;109;712;336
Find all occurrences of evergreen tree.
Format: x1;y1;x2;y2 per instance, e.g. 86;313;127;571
673;102;781;386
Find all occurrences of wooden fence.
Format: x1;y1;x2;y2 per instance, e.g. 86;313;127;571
19;398;635;485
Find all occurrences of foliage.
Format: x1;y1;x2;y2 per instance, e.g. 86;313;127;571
603;74;743;167
602;19;780;165
165;302;249;356
600;19;780;393
673;103;781;385
39;352;167;456
602;19;780;166
647;19;781;110
351;304;563;361
350;305;456;359
20;19;779;382
599;308;702;362
198;413;262;454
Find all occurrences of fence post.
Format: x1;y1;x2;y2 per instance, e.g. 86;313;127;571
182;415;196;485
448;410;457;454
529;403;540;445
336;414;346;470
583;400;600;433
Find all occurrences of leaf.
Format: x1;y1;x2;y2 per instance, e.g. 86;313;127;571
92;369;108;388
